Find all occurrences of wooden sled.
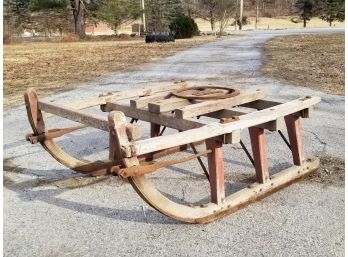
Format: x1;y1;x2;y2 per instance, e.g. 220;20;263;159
24;82;320;223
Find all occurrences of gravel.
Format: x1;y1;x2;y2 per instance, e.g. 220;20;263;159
4;28;344;257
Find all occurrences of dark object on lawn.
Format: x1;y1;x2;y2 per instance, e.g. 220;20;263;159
145;34;175;43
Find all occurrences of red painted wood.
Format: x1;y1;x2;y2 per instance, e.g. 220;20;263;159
206;139;225;205
248;127;269;183
150;123;161;137
285;115;304;166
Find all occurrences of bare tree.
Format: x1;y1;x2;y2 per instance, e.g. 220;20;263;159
192;0;237;34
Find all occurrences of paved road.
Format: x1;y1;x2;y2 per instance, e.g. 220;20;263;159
4;28;344;257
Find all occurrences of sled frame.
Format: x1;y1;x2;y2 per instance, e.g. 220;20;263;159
24;82;320;223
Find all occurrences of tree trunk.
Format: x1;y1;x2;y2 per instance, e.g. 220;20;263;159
329;18;332;27
210;10;215;32
73;0;85;37
303;18;306;28
239;0;243;30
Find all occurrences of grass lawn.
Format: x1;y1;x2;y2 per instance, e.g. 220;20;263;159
262;33;344;95
4;36;223;108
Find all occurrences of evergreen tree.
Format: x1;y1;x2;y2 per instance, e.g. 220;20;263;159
320;0;344;26
145;0;184;33
293;0;317;27
97;0;142;34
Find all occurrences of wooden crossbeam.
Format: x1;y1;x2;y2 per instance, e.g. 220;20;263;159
174;91;266;119
130;92;170;109
39;100;109;131
46;81;189;112
203;108;282;131
132;96;320;156
102;101;204;131
148;97;191;113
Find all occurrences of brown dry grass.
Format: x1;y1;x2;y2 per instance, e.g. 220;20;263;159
262;33;344;95
307;155;344;187
4;36;224;108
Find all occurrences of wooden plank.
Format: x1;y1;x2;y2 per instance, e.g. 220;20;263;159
148;97;191;113
248;127;269;183
38;100;109;131
206;139;225;205
130;92;170;109
175;91;266;119
285;115;304;165
242;99;313;118
132;96;320;156
203;108;282;131
46;81;189;112
102;101;204;131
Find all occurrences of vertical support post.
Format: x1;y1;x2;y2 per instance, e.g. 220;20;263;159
284;115;304;166
147;123;161;161
206;139;225;205
248;127;269;183
150;123;161;137
108;112;139;168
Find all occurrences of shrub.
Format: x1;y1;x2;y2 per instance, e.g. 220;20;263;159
231;16;250;26
169;15;199;39
263;12;273;18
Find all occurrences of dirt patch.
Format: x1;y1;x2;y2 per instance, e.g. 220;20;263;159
306;155;345;187
4;36;230;109
262;33;344;95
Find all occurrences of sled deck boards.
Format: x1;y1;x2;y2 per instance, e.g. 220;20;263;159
37;84;320;158
131;96;320;156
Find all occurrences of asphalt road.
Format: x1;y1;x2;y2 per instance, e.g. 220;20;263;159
4;28;344;257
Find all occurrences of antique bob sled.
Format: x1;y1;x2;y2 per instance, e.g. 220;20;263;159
24;82;320;223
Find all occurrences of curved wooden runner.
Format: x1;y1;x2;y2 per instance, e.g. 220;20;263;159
24;88;114;174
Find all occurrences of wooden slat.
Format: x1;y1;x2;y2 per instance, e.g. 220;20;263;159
102;101;204;131
47;81;189;112
38;100;109;131
132;96;320;156
130;92;170;109
203;108;282;131
175;91;266;119
148;97;191;113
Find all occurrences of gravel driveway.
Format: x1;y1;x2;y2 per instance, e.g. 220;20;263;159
4;28;344;257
